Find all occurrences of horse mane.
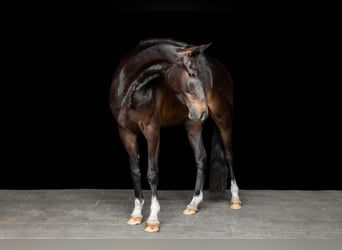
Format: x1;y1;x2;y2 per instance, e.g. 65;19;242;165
195;53;212;89
116;40;183;97
117;63;170;124
115;38;182;70
121;64;169;105
138;38;189;48
140;39;211;85
118;39;188;106
131;38;190;55
122;38;191;71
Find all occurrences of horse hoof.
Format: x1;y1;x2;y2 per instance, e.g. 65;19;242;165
144;223;160;233
230;201;242;210
127;216;143;225
183;207;198;215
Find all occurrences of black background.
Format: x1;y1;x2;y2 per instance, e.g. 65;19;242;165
2;1;340;190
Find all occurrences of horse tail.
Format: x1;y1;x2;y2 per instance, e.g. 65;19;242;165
209;124;228;193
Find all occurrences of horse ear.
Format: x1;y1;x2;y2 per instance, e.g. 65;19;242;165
198;43;211;53
178;43;211;56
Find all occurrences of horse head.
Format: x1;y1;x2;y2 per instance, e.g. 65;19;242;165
167;43;212;122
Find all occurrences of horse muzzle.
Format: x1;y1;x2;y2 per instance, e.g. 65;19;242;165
188;109;208;122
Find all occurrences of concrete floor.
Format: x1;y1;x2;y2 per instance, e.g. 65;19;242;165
0;189;341;239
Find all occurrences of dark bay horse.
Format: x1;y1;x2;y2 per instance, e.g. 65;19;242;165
109;39;241;232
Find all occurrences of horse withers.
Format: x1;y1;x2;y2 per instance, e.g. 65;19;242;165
109;39;241;232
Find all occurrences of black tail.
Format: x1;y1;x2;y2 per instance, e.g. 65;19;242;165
209;125;228;193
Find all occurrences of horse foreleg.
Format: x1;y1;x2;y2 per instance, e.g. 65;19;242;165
183;121;207;215
127;198;144;225
118;127;144;225
139;122;161;232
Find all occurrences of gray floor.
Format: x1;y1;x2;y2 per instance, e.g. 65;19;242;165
0;189;342;239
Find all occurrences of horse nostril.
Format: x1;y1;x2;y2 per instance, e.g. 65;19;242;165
200;112;208;121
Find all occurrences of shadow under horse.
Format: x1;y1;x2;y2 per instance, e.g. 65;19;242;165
109;39;242;233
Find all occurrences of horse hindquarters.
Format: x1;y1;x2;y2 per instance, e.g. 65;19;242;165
207;59;242;209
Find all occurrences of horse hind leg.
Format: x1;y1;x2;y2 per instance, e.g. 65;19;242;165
118;127;144;225
183;121;207;215
230;179;242;209
220;128;242;209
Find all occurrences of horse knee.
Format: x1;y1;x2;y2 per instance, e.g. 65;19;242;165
130;166;141;177
195;155;207;171
147;171;159;185
195;149;207;163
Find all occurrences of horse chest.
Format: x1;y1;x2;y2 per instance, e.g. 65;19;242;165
159;96;188;127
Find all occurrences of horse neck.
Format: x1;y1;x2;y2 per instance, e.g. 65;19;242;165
117;44;182;99
123;44;181;81
115;44;183;124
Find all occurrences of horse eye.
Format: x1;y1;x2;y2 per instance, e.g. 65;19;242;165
187;82;197;94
